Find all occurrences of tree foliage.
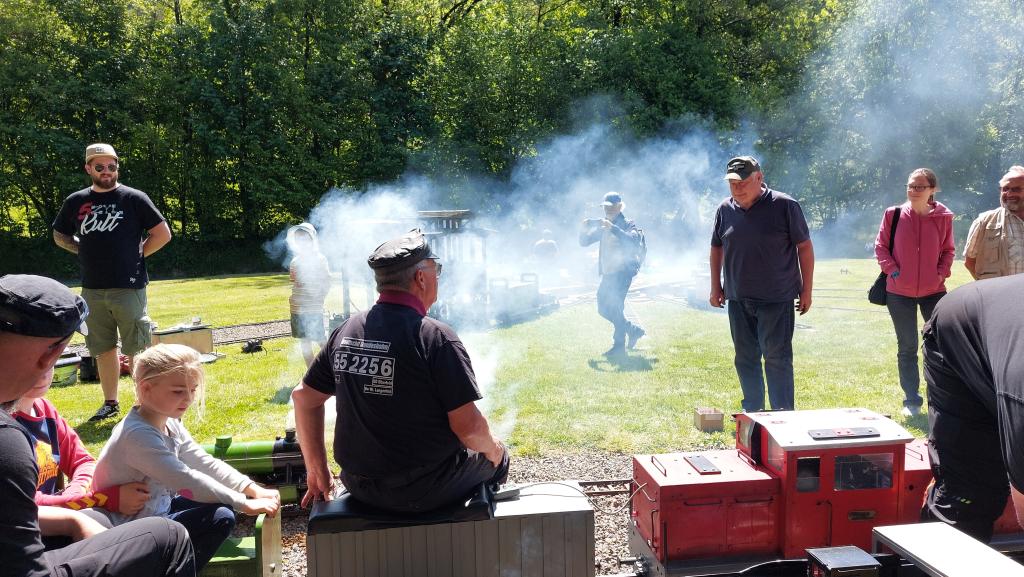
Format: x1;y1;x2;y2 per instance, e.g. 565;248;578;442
21;0;1016;268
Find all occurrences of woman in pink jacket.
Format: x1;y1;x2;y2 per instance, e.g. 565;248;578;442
875;168;955;417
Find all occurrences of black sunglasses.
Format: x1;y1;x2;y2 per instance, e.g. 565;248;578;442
92;163;119;173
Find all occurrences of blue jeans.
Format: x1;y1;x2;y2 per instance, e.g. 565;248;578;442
727;299;795;412
886;291;944;407
166;496;236;572
597;270;640;347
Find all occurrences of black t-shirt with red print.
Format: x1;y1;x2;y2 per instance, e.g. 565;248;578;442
52;185;165;289
304;291;483;479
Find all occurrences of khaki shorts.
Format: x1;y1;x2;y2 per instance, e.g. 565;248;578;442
81;288;152;356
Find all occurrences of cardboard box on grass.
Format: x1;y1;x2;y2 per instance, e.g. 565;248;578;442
694;406;724;432
151;323;214;354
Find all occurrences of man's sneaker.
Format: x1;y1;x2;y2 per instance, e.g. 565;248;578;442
626;326;646;350
900;405;921;418
89;402;120;422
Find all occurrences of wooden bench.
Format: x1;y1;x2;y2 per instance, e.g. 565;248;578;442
200;513;282;577
306;482;595;577
872;522;1024;576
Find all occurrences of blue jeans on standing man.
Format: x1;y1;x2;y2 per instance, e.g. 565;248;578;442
727;299;795;412
886;291;944;408
597;270;640;349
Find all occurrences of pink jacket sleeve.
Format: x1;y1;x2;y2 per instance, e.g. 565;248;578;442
938;214;955;278
874;207;898;275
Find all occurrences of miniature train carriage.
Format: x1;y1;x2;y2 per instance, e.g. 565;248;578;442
629;408;931;575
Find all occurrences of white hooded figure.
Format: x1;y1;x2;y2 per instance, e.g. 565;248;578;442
286;223;331;366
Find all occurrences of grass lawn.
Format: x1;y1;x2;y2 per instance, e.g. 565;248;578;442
48;258;973;457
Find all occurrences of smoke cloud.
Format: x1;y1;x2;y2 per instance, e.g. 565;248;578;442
771;0;1024;253
267;0;1024;438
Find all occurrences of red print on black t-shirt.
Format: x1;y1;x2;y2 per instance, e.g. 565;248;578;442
77;202;93;221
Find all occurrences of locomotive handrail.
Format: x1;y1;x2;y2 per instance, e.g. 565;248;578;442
650;455;667;477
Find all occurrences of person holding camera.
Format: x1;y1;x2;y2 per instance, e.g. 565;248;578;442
579;192;645;357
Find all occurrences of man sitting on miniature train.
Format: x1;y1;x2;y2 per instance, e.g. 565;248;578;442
921;274;1024;542
292;228;509;512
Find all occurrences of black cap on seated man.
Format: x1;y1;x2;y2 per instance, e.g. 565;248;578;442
293;229;509;513
0;275;195;577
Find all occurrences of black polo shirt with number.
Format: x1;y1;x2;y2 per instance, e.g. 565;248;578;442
304;299;482;478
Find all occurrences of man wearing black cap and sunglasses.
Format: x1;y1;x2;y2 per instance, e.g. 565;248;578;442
292;229;509;513
52;143;172;422
710;156;814;413
0;274;194;577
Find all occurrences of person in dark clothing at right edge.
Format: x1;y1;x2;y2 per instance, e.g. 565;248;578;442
579;191;645;357
921;274;1024;542
0;274;194;577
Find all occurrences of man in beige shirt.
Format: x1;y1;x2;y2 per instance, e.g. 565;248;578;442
964;166;1024;279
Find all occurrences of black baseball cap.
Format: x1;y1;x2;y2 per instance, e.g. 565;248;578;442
367;229;439;273
0;275;88;338
725;156;761;181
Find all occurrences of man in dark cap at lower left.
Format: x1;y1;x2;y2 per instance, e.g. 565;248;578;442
0;274;195;577
292;229;509;512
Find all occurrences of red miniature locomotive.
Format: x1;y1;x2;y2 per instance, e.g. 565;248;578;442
629;408;1021;576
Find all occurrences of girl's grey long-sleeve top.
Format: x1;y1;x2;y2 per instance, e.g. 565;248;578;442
93;406;253;525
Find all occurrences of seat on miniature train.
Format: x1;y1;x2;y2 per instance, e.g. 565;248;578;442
307;482;495;534
200;513;282;577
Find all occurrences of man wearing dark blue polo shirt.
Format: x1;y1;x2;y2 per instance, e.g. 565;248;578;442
709;156;814;412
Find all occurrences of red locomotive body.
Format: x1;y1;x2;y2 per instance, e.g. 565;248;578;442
629;408;1020;576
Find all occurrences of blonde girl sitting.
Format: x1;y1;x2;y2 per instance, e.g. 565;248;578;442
94;343;280;571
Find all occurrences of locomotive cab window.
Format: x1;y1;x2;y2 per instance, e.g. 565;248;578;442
767;435;784;472
739;420;763;464
834;453;894;491
795;457;820;492
738;419;753;450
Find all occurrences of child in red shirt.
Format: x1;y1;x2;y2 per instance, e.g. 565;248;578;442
13;373;148;517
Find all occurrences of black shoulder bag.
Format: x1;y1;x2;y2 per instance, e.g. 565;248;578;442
868;208;901;305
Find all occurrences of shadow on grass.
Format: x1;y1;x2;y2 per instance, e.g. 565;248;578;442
271;385;294;405
904;412;929;434
75;419;120;445
587;353;658;372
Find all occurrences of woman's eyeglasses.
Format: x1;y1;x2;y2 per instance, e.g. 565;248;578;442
906;185;931;192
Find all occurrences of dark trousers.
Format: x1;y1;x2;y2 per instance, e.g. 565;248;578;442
727;299;795;412
597;270;639;347
341;448;510;513
886;291;944;407
43;517;194;577
922;402;1009;542
166;497;236;572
